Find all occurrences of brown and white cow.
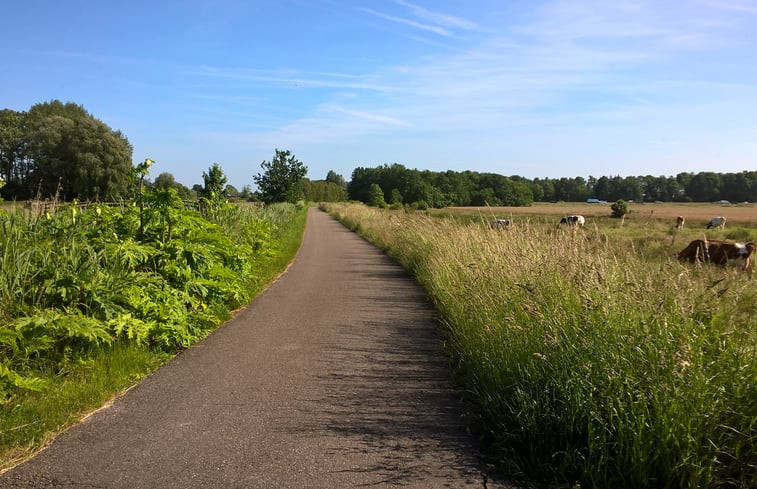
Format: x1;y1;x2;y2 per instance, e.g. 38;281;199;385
676;216;685;229
677;239;755;276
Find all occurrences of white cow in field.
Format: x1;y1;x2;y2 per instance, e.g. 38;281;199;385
559;215;585;227
706;216;726;229
490;218;510;230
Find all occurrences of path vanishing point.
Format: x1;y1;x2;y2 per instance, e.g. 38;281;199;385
1;208;509;488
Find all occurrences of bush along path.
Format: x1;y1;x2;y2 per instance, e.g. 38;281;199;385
0;207;503;488
0;192;307;468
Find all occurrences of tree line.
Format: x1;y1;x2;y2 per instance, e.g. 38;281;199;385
347;164;757;207
2;101;754;206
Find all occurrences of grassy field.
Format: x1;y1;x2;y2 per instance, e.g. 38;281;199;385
324;202;756;489
436;202;757;259
441;202;757;226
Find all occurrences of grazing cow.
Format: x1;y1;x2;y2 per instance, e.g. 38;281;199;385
490;218;510;230
677;239;755;276
706;216;726;229
559;215;585;227
676;216;685;229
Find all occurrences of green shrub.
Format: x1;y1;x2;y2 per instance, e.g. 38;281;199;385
611;199;628;218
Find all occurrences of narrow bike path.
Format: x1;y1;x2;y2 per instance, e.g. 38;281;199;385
2;208;504;488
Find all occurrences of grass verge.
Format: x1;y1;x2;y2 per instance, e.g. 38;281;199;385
0;344;165;471
323;202;756;489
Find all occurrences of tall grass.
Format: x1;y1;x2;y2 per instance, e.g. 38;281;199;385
324;203;756;489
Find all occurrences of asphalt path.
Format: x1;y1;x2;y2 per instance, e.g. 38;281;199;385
1;208;507;488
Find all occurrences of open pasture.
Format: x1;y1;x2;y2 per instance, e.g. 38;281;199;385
438;202;757;258
442;202;757;226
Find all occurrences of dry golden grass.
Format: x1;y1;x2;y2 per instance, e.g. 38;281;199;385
444;202;757;225
324;202;757;488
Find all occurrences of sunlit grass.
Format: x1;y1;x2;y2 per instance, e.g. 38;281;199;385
323;202;757;489
0;343;165;472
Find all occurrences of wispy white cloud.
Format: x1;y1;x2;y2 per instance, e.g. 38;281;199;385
359;1;480;39
392;0;479;31
330;106;410;127
698;0;757;14
359;7;452;36
174;1;757;179
252;0;757;154
195;65;395;92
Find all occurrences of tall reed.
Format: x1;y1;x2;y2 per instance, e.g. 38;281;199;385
324;203;756;489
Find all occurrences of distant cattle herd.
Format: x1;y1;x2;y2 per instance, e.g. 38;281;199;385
487;214;754;277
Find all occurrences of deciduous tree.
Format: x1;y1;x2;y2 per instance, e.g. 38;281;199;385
367;183;387;208
201;163;228;202
24;100;132;200
253;149;307;204
325;170;346;188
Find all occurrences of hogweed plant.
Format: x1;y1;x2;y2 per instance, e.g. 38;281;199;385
0;188;301;398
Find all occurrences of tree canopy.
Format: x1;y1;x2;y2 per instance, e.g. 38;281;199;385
2;99;754;205
152;172;195;200
346;164;757;207
253;149;308;204
300;170;347;203
201;163;228;202
348;164;534;208
0;100;133;200
325;170;346;189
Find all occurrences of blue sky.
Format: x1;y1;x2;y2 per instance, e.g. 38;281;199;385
3;0;757;189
